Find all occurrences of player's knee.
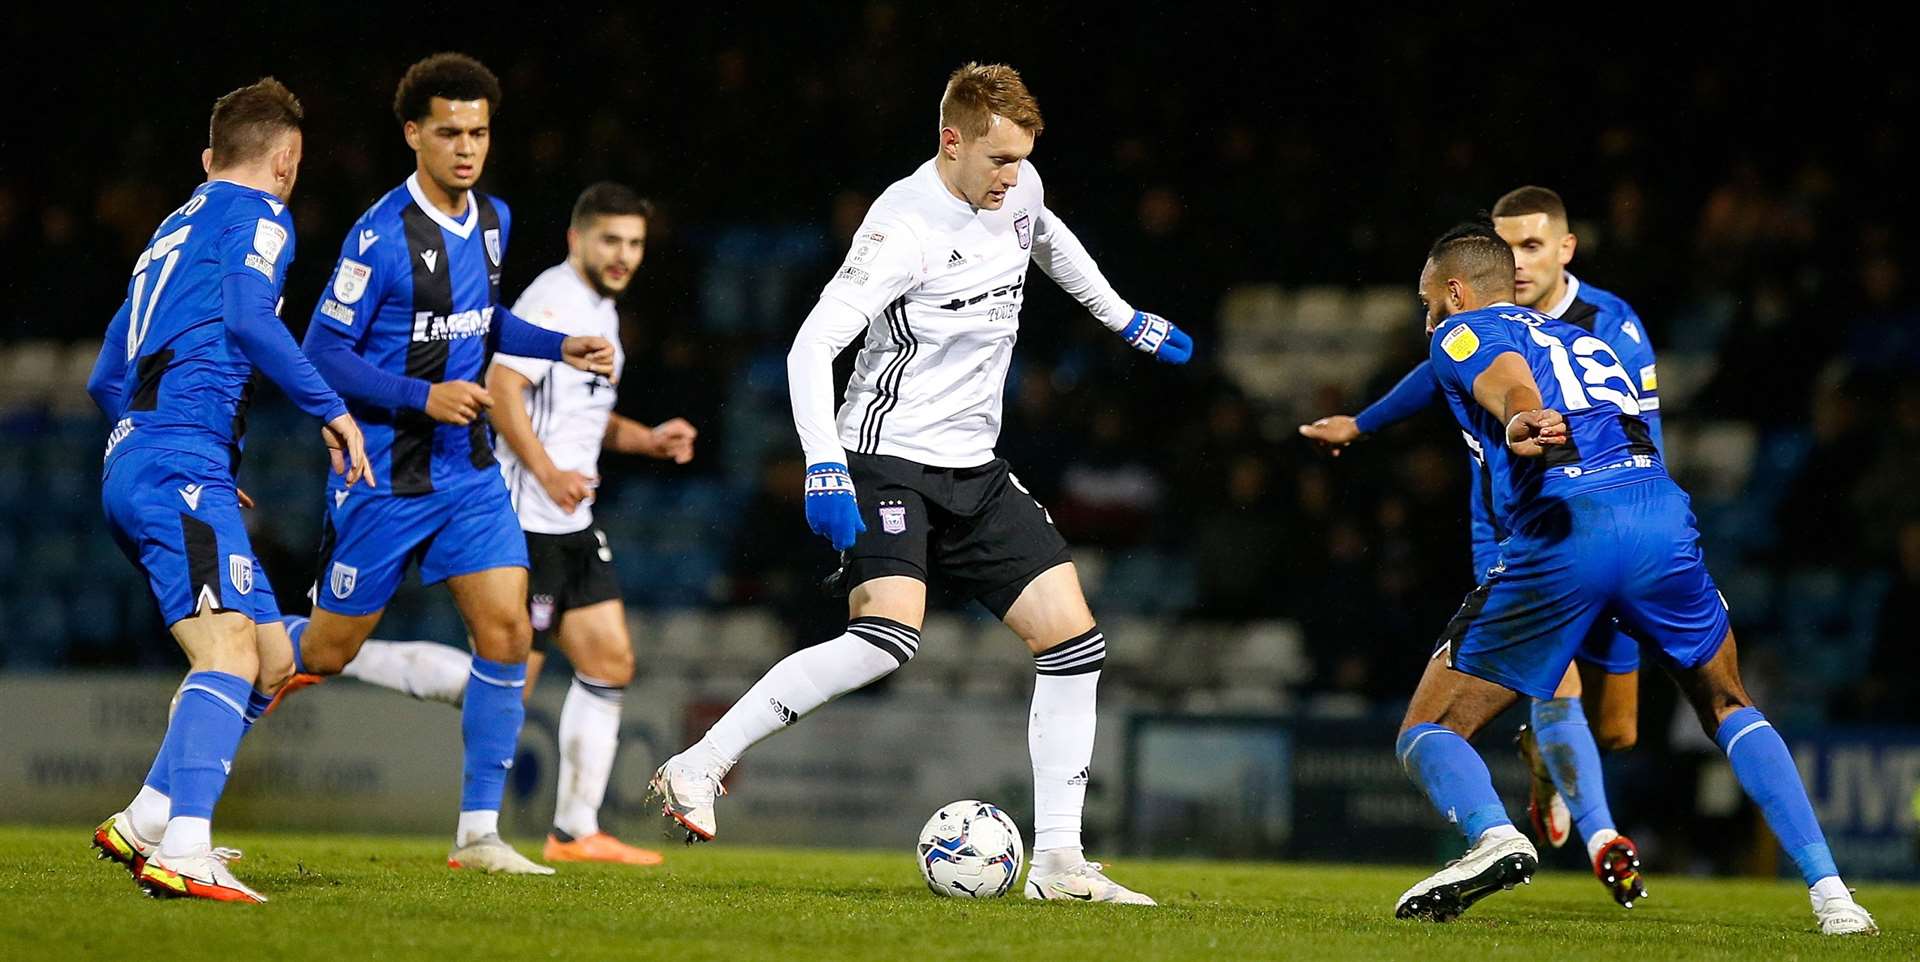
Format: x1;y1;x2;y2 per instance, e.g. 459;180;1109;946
584;642;635;687
470;608;533;662
1597;725;1638;752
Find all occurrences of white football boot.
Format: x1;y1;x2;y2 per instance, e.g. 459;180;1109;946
1814;892;1879;936
92;810;158;878
1395;830;1538;921
447;834;555;875
1025;859;1157;905
138;847;267;903
651;751;727;842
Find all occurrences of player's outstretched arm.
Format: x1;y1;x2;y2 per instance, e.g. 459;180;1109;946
489;306;615;376
87;300;133;417
1469;352;1568;457
486;361;592;513
1031;206;1192;364
606;414;697;463
1300;361;1446;454
788;297;872;550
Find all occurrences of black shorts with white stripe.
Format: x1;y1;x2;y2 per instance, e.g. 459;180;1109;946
1034;627;1105;676
847;616;921;666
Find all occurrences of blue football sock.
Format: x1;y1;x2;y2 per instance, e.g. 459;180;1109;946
461;656;527;814
1717;707;1838;886
141;732;174;796
1531;697;1615;844
165;671;253;821
243;689;272;732
1397;723;1512;844
281;615;309;674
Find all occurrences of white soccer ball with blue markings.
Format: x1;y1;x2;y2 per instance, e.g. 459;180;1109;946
916;800;1024;898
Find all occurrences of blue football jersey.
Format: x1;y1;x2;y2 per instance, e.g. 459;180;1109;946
1430;304;1664;534
306;174;512;496
98;180;298;469
1559;275;1662;451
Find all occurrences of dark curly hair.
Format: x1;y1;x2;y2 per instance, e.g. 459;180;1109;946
393;53;501;125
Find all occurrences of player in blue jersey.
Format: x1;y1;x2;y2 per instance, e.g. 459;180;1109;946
82;79;372;903
1301;187;1650;903
1389;223;1876;936
264;53;615;875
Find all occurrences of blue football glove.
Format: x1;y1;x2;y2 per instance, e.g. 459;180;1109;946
1121;310;1194;364
804;462;866;551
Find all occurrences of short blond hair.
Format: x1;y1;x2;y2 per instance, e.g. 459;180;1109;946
940;62;1044;139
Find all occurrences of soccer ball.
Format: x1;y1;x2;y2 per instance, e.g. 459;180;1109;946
915;800;1024;898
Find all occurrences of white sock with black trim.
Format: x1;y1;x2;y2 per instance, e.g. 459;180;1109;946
341;639;472;706
554;674;624;840
697;617;918;769
1031;626;1105;855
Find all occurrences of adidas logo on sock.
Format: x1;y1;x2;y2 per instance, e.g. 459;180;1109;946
1068;767;1090;786
770;698;798;726
947;249;966;268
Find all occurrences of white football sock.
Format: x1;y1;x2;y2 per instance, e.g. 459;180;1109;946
1810;875;1851;910
456;809;499;847
1585;827;1621;863
342;640;472;706
128;784;170;843
554;674;624;839
697;618;915;768
158;815;211;858
1030;628;1105;853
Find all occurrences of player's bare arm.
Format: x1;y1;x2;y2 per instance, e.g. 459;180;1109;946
1467;352;1567;457
485;361;594;513
605;414;696;463
1298;414;1363;453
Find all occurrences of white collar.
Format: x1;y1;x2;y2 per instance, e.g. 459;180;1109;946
406;172;478;239
1544;272;1581;319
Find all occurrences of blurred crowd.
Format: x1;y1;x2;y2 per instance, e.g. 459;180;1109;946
2;8;1915;728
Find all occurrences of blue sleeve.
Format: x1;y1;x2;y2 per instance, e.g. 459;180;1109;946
218;213;347;423
490;305;567;360
222;273;348;423
1354;360;1442;434
88;300;132;417
305;319;432;412
1429;316;1525;404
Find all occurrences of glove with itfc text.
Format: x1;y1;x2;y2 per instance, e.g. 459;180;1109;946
804;462;867;550
1121;311;1194;364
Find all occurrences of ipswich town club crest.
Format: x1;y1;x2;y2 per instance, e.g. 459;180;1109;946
879;501;908;535
530;594;556;631
329;561;358;600
1013;212;1033;250
484;228;502;266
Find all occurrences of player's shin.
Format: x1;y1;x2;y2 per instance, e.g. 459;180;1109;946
458;657;528;846
554;674;623;839
1029;627;1103;867
1529;697;1617;856
159;671;254;856
1716;707;1841;889
1397;723;1517;845
696;618;915;768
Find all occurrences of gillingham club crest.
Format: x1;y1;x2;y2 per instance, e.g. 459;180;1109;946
329;561;358;600
879;500;908;535
484;228;502;266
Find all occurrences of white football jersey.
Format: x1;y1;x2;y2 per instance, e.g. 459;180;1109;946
493;263;626;535
813;159;1132;469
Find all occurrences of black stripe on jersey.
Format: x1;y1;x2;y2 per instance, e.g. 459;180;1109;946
392;205;455;496
1477;458;1507;543
1619;414;1658;457
181;510;224;614
129;349;174;412
468;197;504;470
856;296;914;453
229;375;257;475
1561;299;1600;333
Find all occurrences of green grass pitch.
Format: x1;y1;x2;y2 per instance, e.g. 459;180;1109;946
2;824;1915;961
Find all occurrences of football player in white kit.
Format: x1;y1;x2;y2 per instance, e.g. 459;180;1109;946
651;63;1191;905
331;183;697;866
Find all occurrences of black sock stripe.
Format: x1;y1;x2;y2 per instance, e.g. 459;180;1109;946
1034;631;1105;666
850;630;913;666
854;622;920;652
1036;656;1104;676
573;675;627;700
